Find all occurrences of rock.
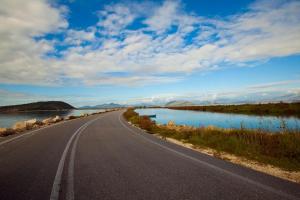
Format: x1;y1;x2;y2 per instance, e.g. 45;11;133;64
42;117;53;124
42;116;62;124
167;121;175;127
52;116;62;123
24;119;36;129
25;119;37;128
0;128;15;137
13;121;27;130
0;128;7;134
12;119;38;130
66;115;77;120
80;113;88;117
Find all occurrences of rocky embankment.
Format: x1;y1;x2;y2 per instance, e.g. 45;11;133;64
0;110;111;137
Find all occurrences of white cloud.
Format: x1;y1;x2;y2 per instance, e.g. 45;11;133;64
0;0;300;87
248;80;300;90
0;0;68;85
97;4;136;36
213;0;300;62
126;80;300;105
64;28;96;45
143;0;199;34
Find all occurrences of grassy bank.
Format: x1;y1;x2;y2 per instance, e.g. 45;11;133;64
167;102;300;117
124;108;300;171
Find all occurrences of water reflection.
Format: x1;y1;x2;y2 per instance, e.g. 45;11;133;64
0;109;104;128
135;108;300;132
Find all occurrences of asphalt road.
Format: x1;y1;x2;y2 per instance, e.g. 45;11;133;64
0;110;299;200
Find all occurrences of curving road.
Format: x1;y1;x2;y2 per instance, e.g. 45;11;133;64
0;110;299;200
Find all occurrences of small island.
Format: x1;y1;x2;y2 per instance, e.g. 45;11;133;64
0;101;75;112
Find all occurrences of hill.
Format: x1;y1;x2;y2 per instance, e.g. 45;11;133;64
79;103;124;109
165;100;195;107
0;101;75;112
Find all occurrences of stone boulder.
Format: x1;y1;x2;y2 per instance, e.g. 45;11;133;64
66;115;78;120
167;121;175;127
42;116;62;124
0;128;15;137
25;119;37;126
13;121;27;130
52;116;62;123
42;117;53;124
12;118;38;130
0;128;7;136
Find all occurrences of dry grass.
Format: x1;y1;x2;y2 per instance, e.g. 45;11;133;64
124;108;300;171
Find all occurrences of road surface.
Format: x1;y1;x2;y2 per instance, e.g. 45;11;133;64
0;110;299;200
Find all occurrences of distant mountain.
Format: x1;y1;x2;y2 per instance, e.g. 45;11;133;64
0;101;75;112
131;103;161;107
165;100;195;107
79;103;125;109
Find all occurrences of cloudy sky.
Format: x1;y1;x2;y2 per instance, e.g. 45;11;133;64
0;0;300;106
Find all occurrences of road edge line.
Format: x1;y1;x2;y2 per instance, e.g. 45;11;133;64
118;112;299;200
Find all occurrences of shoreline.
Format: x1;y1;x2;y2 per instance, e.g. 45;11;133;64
155;134;300;183
124;108;300;183
0;108;106;113
0;109;117;138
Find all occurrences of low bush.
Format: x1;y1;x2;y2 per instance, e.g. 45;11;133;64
124;108;155;132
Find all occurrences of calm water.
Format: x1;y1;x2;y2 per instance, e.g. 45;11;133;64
135;108;300;132
0;109;105;128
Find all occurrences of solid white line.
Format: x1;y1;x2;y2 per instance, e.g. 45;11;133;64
118;113;299;200
50;116;101;200
49;124;86;200
65;116;102;200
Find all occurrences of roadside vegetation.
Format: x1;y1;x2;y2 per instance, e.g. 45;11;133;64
0;110;113;137
167;102;300;117
124;108;300;171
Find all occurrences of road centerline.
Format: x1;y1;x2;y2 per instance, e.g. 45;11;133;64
65;116;104;200
50;115;103;200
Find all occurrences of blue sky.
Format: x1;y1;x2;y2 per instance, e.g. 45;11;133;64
0;0;300;106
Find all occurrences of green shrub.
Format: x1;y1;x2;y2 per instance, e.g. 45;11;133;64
124;109;155;132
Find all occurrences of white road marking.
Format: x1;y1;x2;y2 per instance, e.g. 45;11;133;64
118;112;299;200
49;124;86;200
50;116;101;200
65;116;103;200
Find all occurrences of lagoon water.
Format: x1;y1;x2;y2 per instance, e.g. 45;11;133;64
135;108;300;132
0;109;104;128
